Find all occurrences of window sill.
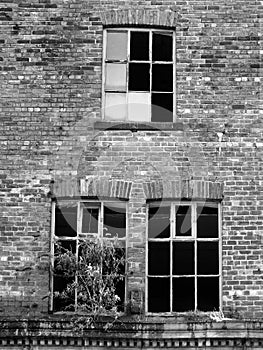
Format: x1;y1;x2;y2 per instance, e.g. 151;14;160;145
94;121;184;131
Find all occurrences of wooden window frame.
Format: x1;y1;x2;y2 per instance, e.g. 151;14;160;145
50;200;127;313
145;201;222;315
102;28;176;122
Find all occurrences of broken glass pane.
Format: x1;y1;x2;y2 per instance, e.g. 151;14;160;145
197;242;219;275
173;242;194;275
105;93;127;120
105;63;126;91
55;205;77;237
173;277;194;312
176;206;191;236
106;31;128;61
130;31;149;61
128;92;151;122
103;203;126;238
152;32;173;62
151;93;173;122
148;277;170;312
128;63;150;91
197;206;218;238
152;64;173;92
197;277;219;311
148;242;170;275
148;206;170;239
82;206;99;234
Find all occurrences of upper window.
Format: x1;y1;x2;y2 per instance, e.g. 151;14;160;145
147;202;221;314
51;201;126;313
103;28;175;122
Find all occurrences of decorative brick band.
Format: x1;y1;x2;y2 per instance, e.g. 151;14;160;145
100;8;177;28
51;178;132;200
143;180;224;200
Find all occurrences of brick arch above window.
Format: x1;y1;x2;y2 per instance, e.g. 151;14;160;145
143;180;224;200
100;9;177;28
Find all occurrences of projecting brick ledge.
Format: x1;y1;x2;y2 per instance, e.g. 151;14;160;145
94;121;184;131
0;319;262;349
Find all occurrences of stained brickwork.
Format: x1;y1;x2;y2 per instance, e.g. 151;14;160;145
0;0;262;325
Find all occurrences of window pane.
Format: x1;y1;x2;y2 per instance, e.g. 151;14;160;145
173;242;194;275
152;64;173;92
115;277;125;312
82;206;99;234
148;242;170;275
106;31;128;60
128;92;151;122
105;93;127;120
151;93;173;122
105;63;126;91
55;240;76;254
197;277;219;311
148;277;170;312
130;31;149;61
55;205;77;237
103;203;126;238
128;63;150;91
152;32;173;62
173;277;194;312
197;206;218;238
197;242;219;275
176;206;191;236
148;206;170;239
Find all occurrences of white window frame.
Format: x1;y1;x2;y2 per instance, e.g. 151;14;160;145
102;27;176;122
145;201;222;315
50;200;128;312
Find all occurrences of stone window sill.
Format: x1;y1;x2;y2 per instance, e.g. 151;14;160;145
94;121;184;131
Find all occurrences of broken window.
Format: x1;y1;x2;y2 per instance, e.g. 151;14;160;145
147;202;220;313
104;28;175;122
51;201;126;312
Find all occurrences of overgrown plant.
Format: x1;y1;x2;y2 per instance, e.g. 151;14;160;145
53;238;126;328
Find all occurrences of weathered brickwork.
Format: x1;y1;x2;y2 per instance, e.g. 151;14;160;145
0;0;262;332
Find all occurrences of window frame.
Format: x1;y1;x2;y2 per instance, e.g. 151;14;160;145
50;200;128;313
145;201;222;315
102;27;176;123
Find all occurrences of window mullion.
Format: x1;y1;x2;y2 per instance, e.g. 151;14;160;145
193;202;197;311
149;30;153;122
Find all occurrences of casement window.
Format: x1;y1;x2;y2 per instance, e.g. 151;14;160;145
50;201;126;312
103;28;175;122
146;202;221;313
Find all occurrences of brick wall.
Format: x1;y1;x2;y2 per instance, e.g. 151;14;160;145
0;0;262;320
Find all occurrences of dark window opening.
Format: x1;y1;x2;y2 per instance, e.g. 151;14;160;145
148;277;170;312
130;31;149;61
173;277;195;312
152;64;173;92
82;206;99;234
173;242;194;275
197;242;219;275
103;204;126;238
148;242;170;276
197;277;219;311
151;93;173;122
152;32;173;62
55;206;77;237
176;206;191;236
128;63;150;91
148;206;170;239
197;206;218;238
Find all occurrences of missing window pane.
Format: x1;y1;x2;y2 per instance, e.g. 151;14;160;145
152;32;173;62
173;242;194;275
105;93;127;120
103;204;126;238
128;63;150;91
176;206;191;236
106;31;128;60
197;277;219;311
197;206;218;238
148;242;170;275
151;93;173;122
148;277;170;312
130;31;149;61
197;242;219;275
148;206;170;239
105;63;126;91
152;64;173;92
173;277;194;312
55;205;77;237
82;206;99;234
